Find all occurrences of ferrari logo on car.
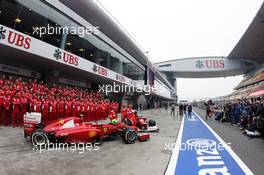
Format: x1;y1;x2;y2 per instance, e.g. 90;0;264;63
103;127;107;133
59;119;64;125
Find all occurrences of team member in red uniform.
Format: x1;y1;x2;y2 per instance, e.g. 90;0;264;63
76;101;81;116
90;102;95;121
42;98;49;124
11;96;21;127
72;99;78;117
109;110;117;121
57;99;65;119
95;103;99;121
33;98;42;113
20;95;28;126
29;96;36;112
3;95;11;126
0;94;4;126
121;104;127;122
86;102;91;121
80;101;87;121
102;102;106;120
49;98;57;121
65;98;72;117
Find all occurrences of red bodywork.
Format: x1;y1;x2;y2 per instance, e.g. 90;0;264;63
24;114;148;144
123;111;148;129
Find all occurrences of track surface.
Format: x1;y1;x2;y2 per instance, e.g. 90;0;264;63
166;111;253;175
194;108;264;175
0;109;180;175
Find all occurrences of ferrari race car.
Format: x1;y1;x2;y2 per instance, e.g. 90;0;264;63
122;110;159;132
23;112;150;148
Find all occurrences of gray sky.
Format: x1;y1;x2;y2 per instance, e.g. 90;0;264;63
98;0;263;101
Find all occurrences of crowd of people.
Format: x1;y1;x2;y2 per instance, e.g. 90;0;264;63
0;75;119;127
212;100;264;138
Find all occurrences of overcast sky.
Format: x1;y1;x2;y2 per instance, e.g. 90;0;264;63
98;0;263;101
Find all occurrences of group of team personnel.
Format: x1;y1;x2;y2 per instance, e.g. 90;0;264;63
0;75;119;127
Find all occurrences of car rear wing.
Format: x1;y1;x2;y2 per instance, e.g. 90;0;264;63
24;112;42;124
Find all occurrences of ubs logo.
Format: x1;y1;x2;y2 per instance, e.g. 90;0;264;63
0;26;6;40
0;26;31;49
93;64;107;76
195;59;225;69
93;64;98;73
53;49;62;60
195;60;204;69
53;49;78;66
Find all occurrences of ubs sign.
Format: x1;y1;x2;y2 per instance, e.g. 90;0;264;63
0;26;31;49
195;59;225;69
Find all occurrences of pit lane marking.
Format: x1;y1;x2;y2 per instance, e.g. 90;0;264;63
165;111;253;175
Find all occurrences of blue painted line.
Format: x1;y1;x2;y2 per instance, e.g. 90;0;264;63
166;111;253;175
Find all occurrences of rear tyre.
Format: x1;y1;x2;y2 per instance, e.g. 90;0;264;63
148;119;156;127
122;128;137;144
31;129;49;149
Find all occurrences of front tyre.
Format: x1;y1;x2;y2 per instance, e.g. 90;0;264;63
122;128;137;144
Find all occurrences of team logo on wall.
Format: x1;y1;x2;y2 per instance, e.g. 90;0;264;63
195;60;204;69
116;74;125;82
53;49;62;60
93;64;98;73
195;59;225;69
0;26;6;40
92;64;107;76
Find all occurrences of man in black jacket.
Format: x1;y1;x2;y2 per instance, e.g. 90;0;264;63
187;105;192;119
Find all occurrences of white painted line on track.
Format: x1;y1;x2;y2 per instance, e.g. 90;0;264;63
193;111;254;175
165;116;185;175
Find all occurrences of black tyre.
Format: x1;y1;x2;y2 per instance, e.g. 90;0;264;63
122;128;137;144
148;119;156;127
31;129;49;149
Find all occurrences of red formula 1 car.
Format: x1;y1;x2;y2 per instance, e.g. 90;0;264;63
122;110;159;132
23;112;150;147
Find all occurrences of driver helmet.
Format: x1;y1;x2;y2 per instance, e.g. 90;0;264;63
111;119;118;125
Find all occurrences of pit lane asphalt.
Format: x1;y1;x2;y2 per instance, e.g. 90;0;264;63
194;107;264;175
0;109;181;175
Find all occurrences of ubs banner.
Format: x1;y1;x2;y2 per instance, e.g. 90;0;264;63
156;57;253;73
0;24;135;86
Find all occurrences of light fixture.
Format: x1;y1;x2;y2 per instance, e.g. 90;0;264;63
15;18;22;23
90;53;93;57
100;59;104;61
0;10;2;14
66;42;72;46
79;48;84;52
